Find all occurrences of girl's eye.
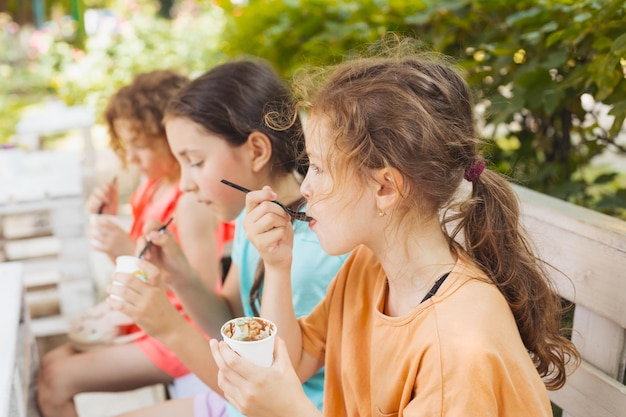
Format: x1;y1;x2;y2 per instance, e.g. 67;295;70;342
309;164;322;174
129;141;150;149
190;160;204;168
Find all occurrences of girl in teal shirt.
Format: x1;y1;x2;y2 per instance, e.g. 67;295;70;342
108;58;347;417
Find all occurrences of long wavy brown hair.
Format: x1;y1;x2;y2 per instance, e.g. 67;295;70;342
165;58;306;316
292;36;580;390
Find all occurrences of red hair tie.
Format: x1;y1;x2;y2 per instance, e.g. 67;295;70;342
464;160;485;182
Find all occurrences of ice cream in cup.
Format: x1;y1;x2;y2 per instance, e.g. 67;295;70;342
114;255;148;282
220;317;277;367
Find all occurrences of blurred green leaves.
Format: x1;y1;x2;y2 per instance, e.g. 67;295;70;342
1;1;227;140
218;0;626;219
2;0;626;219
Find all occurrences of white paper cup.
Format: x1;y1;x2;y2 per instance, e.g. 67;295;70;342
220;317;277;367
114;255;148;282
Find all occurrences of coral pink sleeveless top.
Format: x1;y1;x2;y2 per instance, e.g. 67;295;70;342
128;178;236;378
129;178;182;241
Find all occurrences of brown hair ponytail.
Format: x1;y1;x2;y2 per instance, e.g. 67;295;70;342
446;170;580;389
294;38;580;390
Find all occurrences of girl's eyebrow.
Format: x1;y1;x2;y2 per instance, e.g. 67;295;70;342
305;147;318;159
178;149;198;157
178;148;204;159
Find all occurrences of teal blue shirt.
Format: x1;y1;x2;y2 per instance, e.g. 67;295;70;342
227;208;348;417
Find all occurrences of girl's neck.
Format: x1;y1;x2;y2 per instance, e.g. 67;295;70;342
375;217;457;316
153;168;180;186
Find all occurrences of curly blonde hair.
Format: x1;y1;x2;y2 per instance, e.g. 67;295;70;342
104;70;188;167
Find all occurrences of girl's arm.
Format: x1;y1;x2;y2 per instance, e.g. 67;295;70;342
243;188;323;380
174;192;221;291
170;261;244;337
137;219;242;338
261;263;324;381
107;261;225;395
209;188;325;417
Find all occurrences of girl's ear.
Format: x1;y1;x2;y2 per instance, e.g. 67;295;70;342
373;167;402;213
246;131;272;173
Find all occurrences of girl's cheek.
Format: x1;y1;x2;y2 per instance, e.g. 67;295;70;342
192;172;205;191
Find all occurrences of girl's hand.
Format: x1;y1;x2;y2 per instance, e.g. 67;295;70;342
243;186;294;271
210;336;314;417
86;179;118;215
106;259;184;340
136;219;195;288
87;215;135;258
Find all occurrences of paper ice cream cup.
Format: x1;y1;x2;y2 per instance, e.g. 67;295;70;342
221;317;277;367
114;255;148;282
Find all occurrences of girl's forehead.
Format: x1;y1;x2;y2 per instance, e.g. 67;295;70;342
113;118;139;134
304;114;331;156
114;119;147;144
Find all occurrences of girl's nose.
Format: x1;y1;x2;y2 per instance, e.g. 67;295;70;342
125;148;138;165
179;171;198;193
300;174;311;200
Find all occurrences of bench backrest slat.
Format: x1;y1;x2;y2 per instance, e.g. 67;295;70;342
513;185;626;417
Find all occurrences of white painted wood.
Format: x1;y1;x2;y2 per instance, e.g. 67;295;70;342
29;315;70;338
22;270;61;289
0;149;83;201
513;185;626;417
549;361;626;417
4;236;62;261
513;185;626;327
22;259;91;282
0;262;23;417
10;368;25;417
1;212;52;239
74;385;166;417
0;196;84;216
572;305;625;378
58;279;96;319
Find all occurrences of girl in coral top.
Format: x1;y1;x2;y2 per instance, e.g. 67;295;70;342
210;40;581;417
37;70;227;417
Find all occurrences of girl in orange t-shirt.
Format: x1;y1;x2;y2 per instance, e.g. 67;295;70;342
210;41;581;417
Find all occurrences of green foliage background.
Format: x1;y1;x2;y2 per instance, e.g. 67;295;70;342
216;0;626;219
0;0;226;141
1;0;625;219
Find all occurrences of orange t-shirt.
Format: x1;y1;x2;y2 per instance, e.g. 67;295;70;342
299;245;552;417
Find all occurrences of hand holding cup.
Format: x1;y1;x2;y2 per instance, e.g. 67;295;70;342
221;317;277;367
107;256;183;339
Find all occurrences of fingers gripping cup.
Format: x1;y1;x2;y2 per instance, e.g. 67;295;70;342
221;317;277;367
114;256;148;282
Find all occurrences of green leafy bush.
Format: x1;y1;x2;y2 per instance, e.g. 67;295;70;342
218;0;626;219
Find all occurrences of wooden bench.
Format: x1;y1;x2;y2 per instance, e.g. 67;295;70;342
2;184;624;417
0;262;39;417
514;185;626;417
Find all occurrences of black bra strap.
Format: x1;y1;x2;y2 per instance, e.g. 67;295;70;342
420;272;450;304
